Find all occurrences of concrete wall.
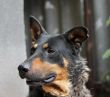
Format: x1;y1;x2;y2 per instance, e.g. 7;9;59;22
0;0;28;97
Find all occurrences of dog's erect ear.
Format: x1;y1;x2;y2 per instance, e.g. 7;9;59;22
30;16;47;55
30;16;47;41
64;26;89;48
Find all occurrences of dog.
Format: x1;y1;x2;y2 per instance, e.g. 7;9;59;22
18;16;92;97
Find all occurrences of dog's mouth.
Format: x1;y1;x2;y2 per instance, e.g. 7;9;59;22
26;73;56;86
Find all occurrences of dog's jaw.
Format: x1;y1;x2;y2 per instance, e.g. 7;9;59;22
42;80;73;97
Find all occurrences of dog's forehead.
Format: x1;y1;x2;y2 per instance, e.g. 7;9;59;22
38;34;65;46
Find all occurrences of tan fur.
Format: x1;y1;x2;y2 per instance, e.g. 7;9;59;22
32;58;72;97
43;43;48;49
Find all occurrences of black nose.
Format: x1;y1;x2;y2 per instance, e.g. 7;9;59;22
18;64;29;78
18;65;29;72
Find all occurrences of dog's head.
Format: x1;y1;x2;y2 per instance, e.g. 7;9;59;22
18;16;88;96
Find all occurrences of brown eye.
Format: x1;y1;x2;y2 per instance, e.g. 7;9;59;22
46;48;55;54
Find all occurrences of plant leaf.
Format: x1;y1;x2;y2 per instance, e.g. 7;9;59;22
102;49;110;59
106;16;110;26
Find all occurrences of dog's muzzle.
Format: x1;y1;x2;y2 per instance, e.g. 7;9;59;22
18;64;56;86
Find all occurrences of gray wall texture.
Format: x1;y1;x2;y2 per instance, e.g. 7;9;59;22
0;0;28;97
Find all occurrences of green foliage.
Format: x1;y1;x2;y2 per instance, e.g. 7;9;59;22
106;16;110;26
105;74;110;82
102;49;110;59
102;72;110;82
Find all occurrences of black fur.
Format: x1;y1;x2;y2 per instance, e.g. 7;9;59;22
18;16;91;97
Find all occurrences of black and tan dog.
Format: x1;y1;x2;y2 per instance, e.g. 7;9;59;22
18;16;91;97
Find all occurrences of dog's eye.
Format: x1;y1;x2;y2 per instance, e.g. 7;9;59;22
47;48;55;54
45;47;55;54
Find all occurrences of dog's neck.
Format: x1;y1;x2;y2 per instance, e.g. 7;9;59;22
29;80;73;97
29;81;91;97
28;61;91;97
42;79;73;97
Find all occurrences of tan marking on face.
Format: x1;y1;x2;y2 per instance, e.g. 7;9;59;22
31;58;43;70
63;58;69;67
42;58;72;97
31;58;71;96
32;41;38;48
31;58;68;77
43;43;48;49
33;43;38;48
43;79;71;97
31;58;52;74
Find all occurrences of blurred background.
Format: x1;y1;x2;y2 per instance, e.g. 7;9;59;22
0;0;110;97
